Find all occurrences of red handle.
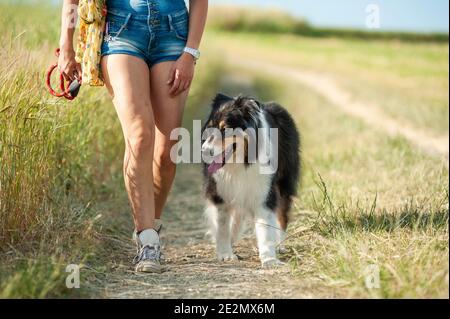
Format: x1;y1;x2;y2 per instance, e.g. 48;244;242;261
45;48;78;101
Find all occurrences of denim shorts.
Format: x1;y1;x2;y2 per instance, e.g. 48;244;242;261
101;0;189;67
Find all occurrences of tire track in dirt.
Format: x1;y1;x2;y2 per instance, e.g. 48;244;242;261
102;164;321;299
231;58;449;160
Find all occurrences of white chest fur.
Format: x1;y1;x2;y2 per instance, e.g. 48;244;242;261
213;163;272;212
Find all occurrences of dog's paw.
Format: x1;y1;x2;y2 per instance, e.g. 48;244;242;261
217;252;238;262
261;258;285;269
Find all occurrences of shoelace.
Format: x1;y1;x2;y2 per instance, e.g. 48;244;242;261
133;245;161;265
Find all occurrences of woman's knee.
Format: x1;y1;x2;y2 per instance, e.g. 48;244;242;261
116;99;155;157
154;145;176;171
126;127;155;159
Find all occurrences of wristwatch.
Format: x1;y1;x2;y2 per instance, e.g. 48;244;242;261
183;47;201;61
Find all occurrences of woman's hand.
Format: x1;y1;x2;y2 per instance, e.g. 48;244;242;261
58;46;82;82
167;53;196;97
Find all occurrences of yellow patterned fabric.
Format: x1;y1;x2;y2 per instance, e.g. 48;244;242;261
75;0;107;86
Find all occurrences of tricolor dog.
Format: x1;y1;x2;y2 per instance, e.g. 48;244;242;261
201;94;300;268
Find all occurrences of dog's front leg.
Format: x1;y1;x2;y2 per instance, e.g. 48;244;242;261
255;208;285;268
206;203;237;261
216;207;238;261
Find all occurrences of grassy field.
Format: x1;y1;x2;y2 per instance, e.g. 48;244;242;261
207;6;449;43
0;3;448;298
278;77;448;298
206;31;449;136
203;28;449;297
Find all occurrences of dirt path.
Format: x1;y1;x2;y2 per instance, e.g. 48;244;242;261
101;165;319;299
230;58;449;159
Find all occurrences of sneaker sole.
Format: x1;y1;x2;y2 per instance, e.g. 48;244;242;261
135;264;163;274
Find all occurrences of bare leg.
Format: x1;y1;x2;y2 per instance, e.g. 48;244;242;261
101;55;156;231
150;62;189;219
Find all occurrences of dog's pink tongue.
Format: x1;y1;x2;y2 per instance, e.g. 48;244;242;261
208;161;223;174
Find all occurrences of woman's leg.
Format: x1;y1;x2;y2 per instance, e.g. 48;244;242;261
101;54;156;232
150;61;189;219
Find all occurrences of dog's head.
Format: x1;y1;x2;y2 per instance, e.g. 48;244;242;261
202;93;261;174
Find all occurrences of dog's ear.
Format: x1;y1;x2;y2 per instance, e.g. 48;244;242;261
212;93;233;109
247;97;262;109
254;99;263;109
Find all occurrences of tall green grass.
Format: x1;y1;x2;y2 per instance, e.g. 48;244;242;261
0;30;122;296
0;2;223;297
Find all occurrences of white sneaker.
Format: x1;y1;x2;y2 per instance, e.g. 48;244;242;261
133;228;163;273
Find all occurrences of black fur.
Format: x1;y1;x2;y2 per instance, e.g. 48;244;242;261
263;101;301;198
205;178;224;205
263;101;300;227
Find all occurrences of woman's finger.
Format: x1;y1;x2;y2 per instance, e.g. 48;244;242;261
170;77;181;95
175;79;186;96
66;68;75;82
58;64;67;79
183;80;191;91
167;65;176;85
170;70;182;94
62;62;75;81
61;70;72;82
176;79;186;96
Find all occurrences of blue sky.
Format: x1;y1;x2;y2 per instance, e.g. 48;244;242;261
209;0;449;33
